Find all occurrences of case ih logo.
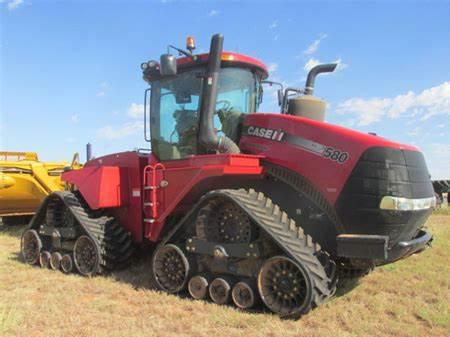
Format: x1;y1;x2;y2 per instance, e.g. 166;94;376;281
245;126;285;141
243;125;349;164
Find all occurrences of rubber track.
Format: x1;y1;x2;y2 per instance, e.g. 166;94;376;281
432;180;450;194
160;188;337;309
28;191;134;273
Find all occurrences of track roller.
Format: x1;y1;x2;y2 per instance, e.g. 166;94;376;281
209;277;232;305
21;229;42;265
188;275;210;300
39;251;51;268
152;244;190;293
61;254;74;273
232;281;256;309
50;252;62;270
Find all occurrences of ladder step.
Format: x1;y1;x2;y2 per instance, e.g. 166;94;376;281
144;218;155;223
143;202;153;206
144;186;157;190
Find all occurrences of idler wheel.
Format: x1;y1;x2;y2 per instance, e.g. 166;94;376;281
21;229;42;265
74;235;100;276
152;244;190;293
258;256;313;317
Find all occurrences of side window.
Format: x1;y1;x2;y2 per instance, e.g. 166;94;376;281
151;82;201;160
214;68;256;142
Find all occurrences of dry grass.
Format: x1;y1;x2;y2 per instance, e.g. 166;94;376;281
0;214;449;337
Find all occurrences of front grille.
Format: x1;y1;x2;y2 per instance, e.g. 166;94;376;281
336;147;434;247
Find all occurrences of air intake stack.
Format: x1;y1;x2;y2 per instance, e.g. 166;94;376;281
287;63;337;122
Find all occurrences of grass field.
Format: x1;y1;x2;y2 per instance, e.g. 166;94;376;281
1;213;449;337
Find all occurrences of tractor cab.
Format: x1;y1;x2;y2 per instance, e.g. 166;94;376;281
142;37;268;161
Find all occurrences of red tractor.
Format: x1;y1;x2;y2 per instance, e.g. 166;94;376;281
21;34;435;318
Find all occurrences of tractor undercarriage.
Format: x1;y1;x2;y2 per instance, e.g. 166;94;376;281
21;191;134;276
151;188;337;317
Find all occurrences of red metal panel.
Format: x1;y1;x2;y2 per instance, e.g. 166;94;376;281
63;166;125;209
240;113;418;205
63;151;263;244
63;151;151;242
145;154;263;241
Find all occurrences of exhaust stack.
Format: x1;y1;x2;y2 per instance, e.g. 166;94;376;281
287;63;337;122
304;63;337;95
198;34;240;154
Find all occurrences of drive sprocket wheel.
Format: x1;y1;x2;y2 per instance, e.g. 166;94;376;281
196;199;255;243
152;244;190;293
73;235;100;276
258;256;312;318
21;229;42;265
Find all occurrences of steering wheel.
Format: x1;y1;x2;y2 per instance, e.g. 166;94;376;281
215;100;232;112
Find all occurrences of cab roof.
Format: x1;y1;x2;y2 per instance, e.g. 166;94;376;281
143;51;269;82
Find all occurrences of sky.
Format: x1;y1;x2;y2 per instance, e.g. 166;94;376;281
1;0;449;179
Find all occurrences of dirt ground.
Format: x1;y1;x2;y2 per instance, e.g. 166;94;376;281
0;214;449;337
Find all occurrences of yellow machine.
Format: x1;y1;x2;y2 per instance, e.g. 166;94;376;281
0;151;80;225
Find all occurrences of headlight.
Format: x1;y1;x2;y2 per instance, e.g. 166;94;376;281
379;196;436;211
141;62;149;70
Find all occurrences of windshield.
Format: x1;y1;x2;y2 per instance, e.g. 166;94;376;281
150;67;259;160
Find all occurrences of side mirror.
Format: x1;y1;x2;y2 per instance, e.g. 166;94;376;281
160;54;177;76
175;91;192;104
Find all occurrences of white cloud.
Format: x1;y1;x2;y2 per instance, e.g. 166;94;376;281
430;142;450;158
336;97;390;126
96;81;109;97
70;114;79;124
407;126;422;137
334;58;348;72
97;102;145;139
336;82;450;126
127;103;144;119
304;58;320;72
97;121;142;140
304;57;347;73
6;0;23;10
208;9;219;17
269;20;278;29
423;142;450;180
303;33;327;55
267;63;278;74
